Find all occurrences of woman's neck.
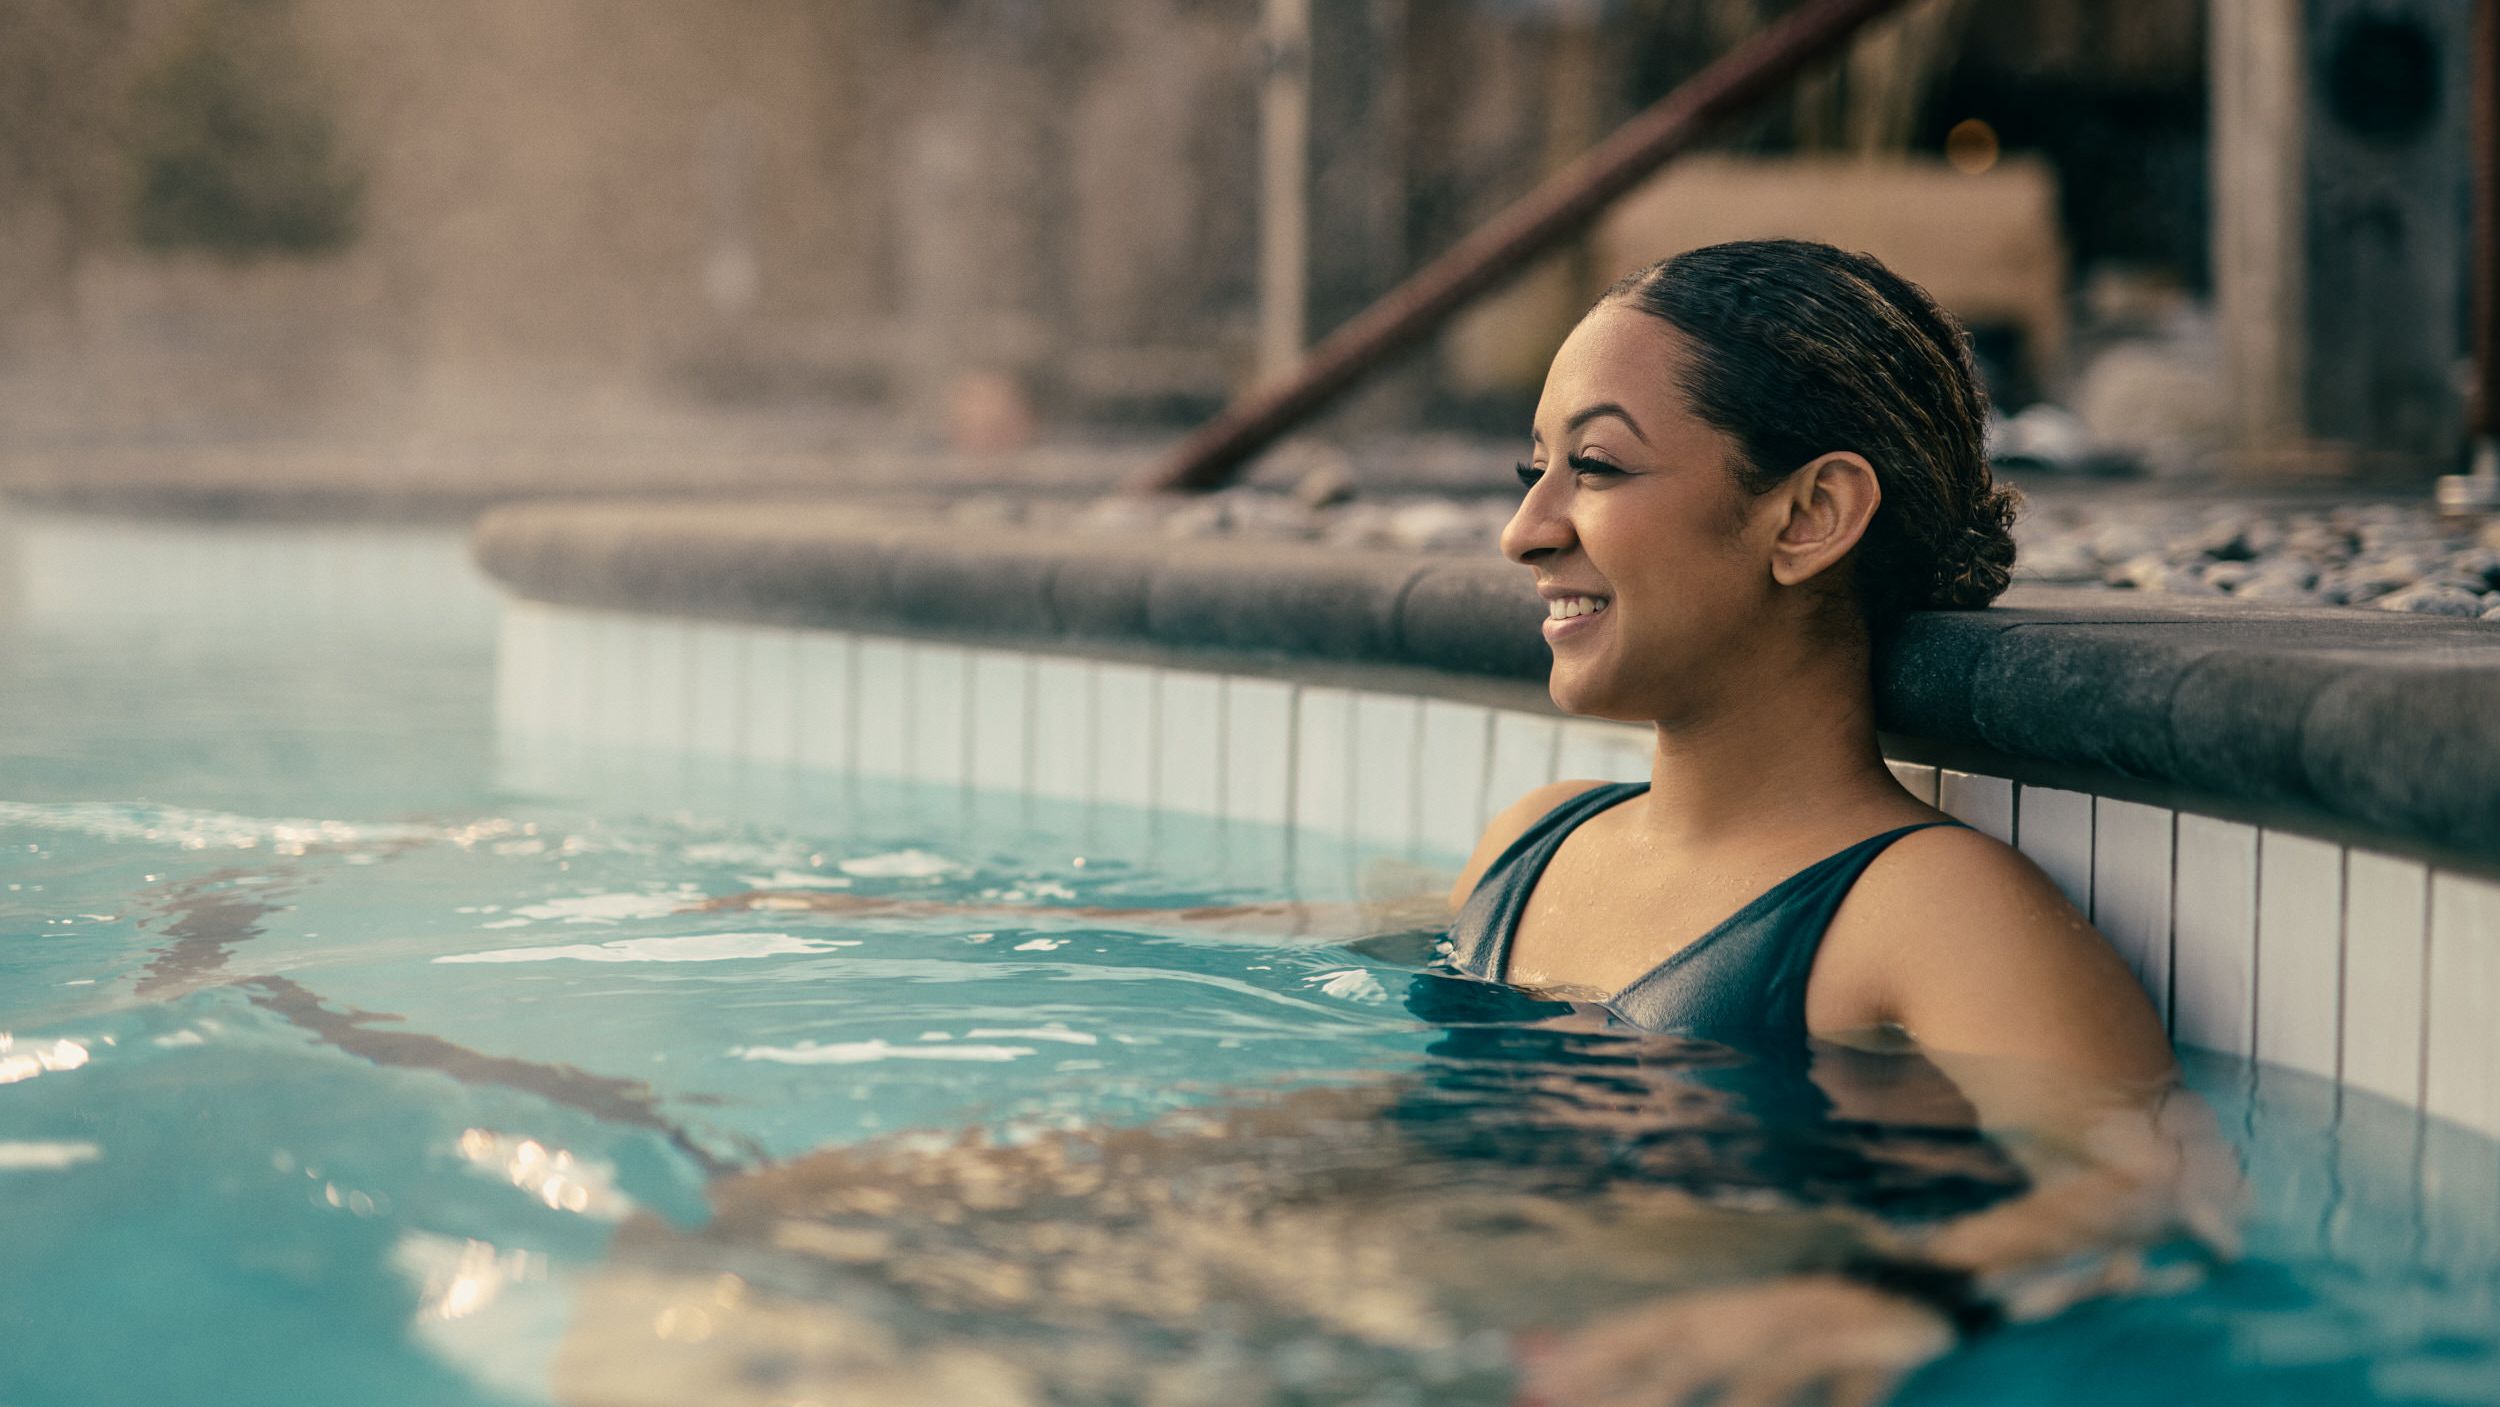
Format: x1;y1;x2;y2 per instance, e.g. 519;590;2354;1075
1631;637;1901;852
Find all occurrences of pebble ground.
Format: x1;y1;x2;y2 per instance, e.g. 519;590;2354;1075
947;480;2500;623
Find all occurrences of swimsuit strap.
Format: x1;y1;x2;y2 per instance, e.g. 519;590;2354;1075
1444;788;1964;1041
1443;781;1648;980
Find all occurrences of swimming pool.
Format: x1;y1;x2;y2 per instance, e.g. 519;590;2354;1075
2;516;2496;1405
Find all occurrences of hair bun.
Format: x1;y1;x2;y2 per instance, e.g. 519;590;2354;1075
1930;483;2021;610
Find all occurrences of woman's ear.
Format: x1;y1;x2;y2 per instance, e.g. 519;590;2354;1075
1768;452;1880;587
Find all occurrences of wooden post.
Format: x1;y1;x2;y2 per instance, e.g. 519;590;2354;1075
2472;0;2498;443
2440;0;2499;508
2303;0;2470;466
2210;0;2308;456
2217;0;2474;476
1257;0;1312;387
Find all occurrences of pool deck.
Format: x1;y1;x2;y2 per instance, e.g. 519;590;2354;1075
471;496;2500;868
0;430;1492;522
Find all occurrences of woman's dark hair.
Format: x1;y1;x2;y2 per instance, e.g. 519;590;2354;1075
1603;239;2017;633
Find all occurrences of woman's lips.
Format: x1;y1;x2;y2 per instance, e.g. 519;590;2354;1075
1541;599;1611;644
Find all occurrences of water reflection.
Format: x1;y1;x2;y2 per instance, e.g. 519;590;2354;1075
0;1033;89;1084
396;1234;550;1323
550;1001;2056;1406
0;1139;101;1170
456;1129;630;1220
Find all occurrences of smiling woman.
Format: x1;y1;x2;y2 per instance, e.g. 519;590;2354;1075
1455;238;2154;1071
1440;240;2190;1400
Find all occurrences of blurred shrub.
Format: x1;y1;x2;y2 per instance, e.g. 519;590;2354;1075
128;0;359;255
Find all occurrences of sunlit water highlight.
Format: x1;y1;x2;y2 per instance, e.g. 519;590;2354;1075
0;521;2494;1406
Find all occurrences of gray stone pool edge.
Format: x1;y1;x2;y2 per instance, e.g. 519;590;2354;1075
472;498;2500;867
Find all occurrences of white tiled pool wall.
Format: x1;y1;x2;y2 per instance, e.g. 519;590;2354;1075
497;600;2500;1140
493;601;1579;894
0;511;499;636
1899;768;2500;1133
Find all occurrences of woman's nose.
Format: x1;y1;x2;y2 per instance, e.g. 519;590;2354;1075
1501;480;1573;564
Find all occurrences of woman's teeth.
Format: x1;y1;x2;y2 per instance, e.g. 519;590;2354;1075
1547;596;1609;620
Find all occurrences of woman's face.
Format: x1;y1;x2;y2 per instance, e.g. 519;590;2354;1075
1502;303;1783;722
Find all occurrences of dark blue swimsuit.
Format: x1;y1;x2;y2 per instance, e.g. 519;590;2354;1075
1441;781;1959;1041
1392;785;2017;1222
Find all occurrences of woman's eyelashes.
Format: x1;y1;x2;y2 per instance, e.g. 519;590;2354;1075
1515;454;1625;491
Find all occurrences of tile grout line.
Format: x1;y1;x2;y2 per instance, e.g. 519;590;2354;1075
1020;651;1038;804
1145;667;1163;817
2413;862;2434;1115
1405;698;1426;859
787;628;805;774
1082;660;1100;816
2165;807;2180;1042
729;624;751;763
1339;692;1357;839
843;633;862;780
2334;844;2354;1106
2326;845;2346;1092
1213;670;1231;823
2248;827;2265;1066
776;624;794;769
903;643;925;780
1140;666;1162;860
1281;681;1301;883
1476;708;1507;834
957;647;978;798
674;619;694;757
2084;791;2100;930
1471;707;1496;841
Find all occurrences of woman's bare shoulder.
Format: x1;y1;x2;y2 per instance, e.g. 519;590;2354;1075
1840;824;2070;934
1444;779;1615;911
1817;824;2173;1082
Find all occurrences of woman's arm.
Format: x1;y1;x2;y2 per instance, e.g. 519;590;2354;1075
1522;1069;2236;1407
694;777;1616;949
1522;1083;2236;1407
1831;826;2235;1303
687;882;1454;947
1522;830;2239;1407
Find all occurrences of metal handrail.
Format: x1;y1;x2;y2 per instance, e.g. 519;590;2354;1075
1132;0;1930;494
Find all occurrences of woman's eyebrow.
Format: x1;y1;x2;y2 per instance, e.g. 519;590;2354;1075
1565;403;1649;442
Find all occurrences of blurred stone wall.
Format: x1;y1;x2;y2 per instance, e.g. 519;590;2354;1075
0;0;920;443
0;0;1260;446
0;0;2216;456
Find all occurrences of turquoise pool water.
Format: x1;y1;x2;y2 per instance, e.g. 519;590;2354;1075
1;522;2495;1406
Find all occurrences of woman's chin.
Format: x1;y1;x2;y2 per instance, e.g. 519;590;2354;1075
1546;666;1651;723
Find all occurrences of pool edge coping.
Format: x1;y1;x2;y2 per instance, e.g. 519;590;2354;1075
469;495;2500;869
